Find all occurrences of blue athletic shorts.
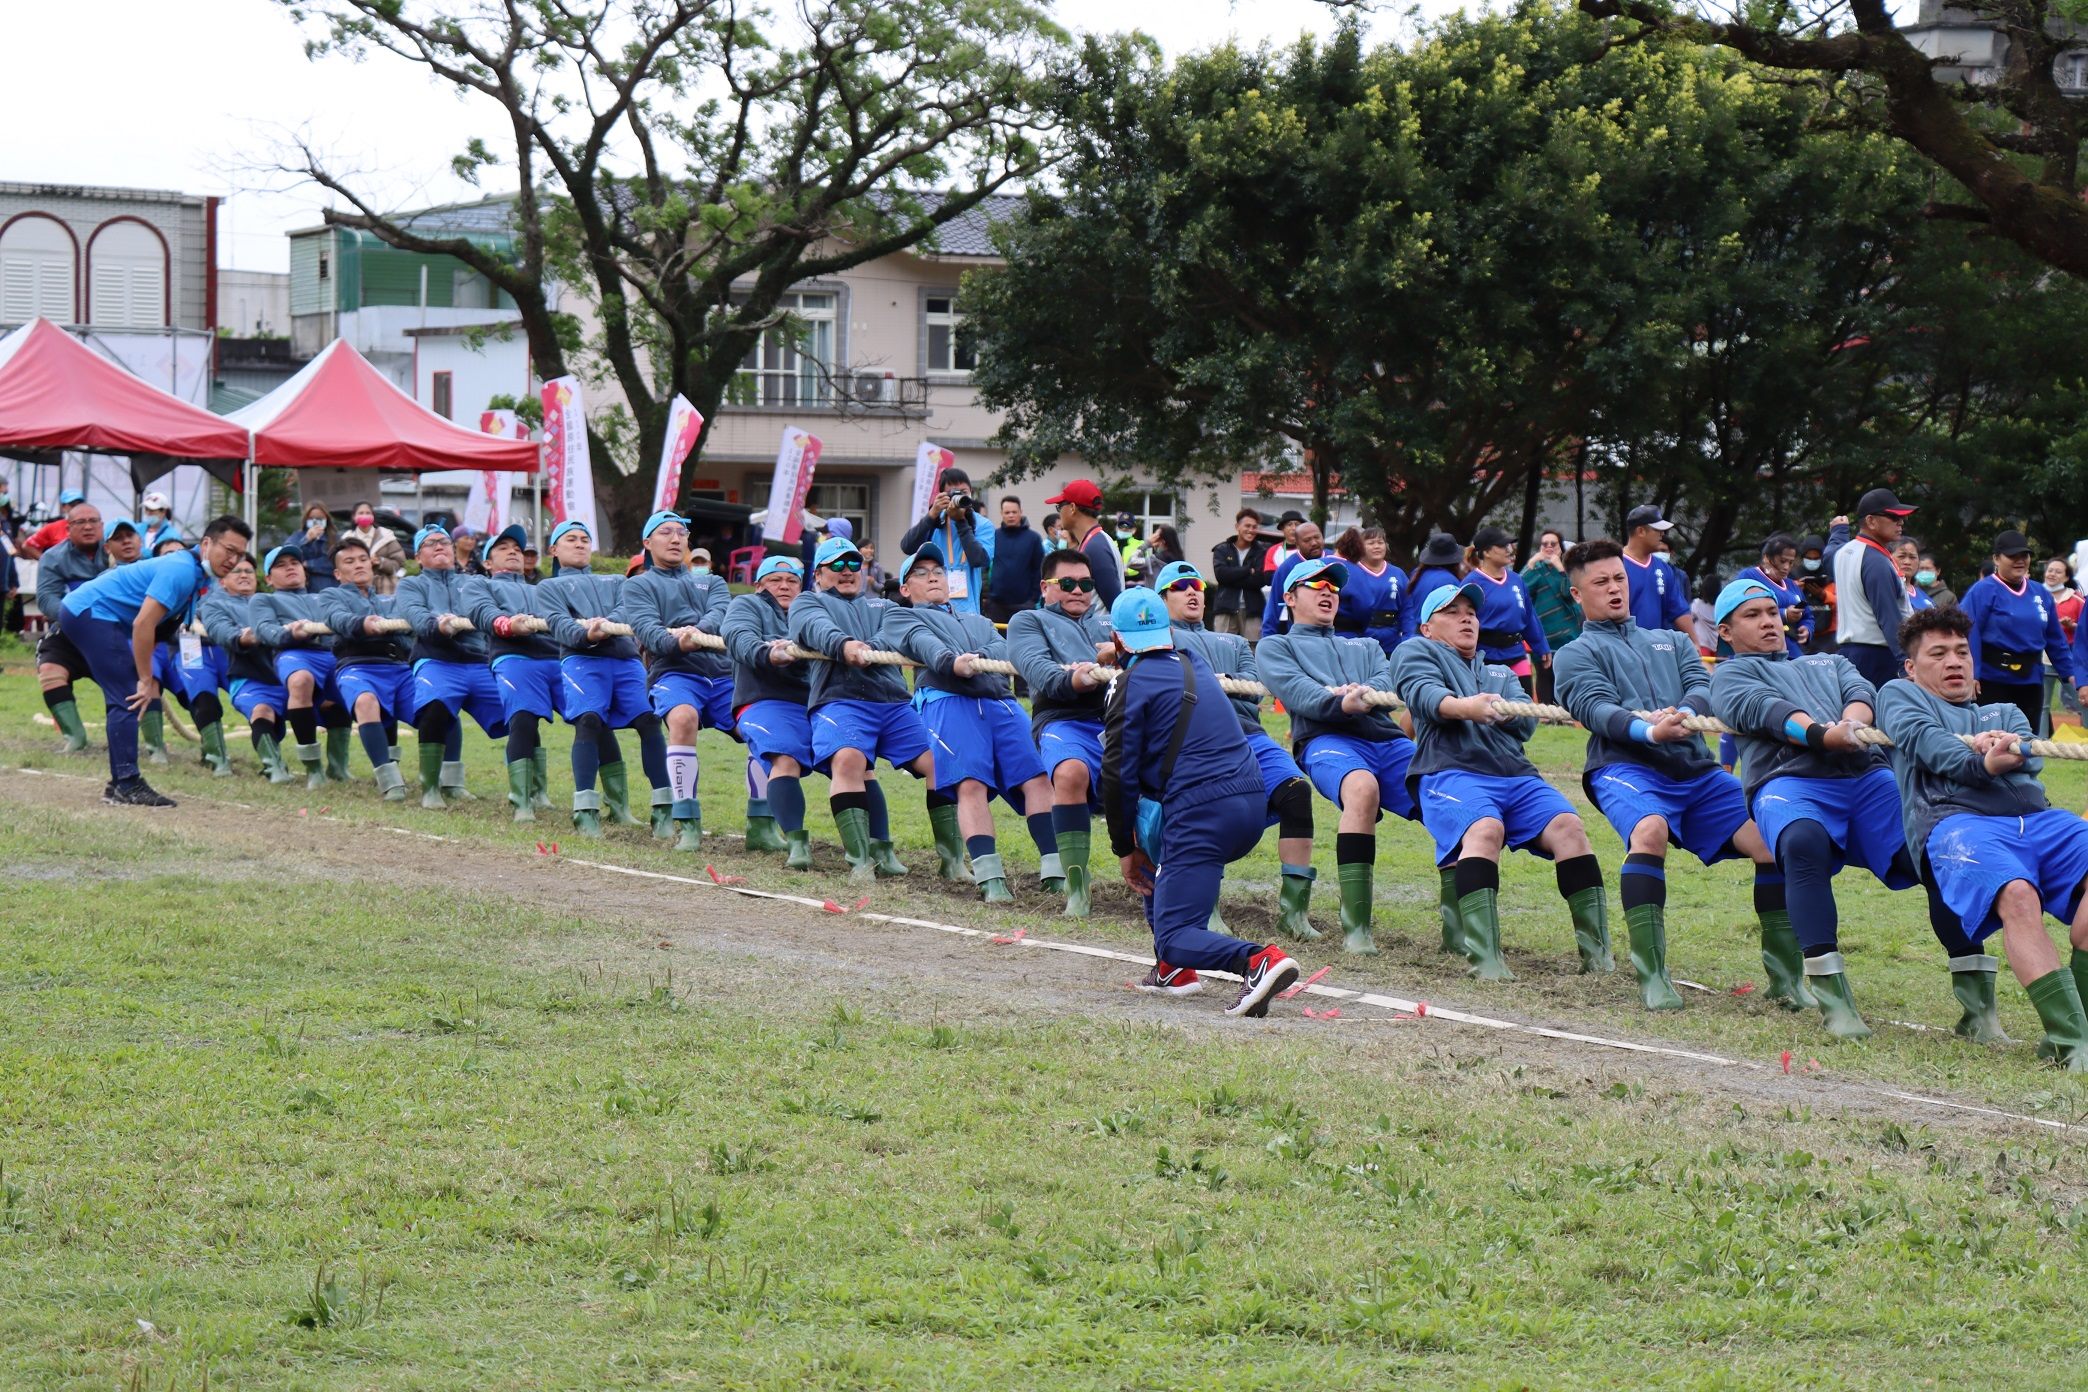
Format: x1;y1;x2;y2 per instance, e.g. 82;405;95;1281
1300;733;1417;819
412;659;508;736
1418;768;1577;864
649;671;738;736
921;695;1048;795
273;649;339;700
1039;718;1104;809
229;678;288;720
561;654;652;727
154;642;227;703
736;699;817;770
1751;766;1913;889
1249;731;1304;797
812;699;931;771
1588;763;1750;865
334;663;412;719
492;655;564;722
1926;809;2088;943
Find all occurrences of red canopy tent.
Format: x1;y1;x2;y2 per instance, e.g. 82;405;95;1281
0;317;251;489
227;338;540;473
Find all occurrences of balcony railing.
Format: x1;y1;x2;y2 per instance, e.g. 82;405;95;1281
728;367;931;418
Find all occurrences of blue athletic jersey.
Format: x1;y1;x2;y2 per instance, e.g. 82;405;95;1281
1961;575;2074;685
62;548;210;627
1468;566;1548;664
1624;551;1688;632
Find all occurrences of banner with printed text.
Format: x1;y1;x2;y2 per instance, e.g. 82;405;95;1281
764;426;823;544
912;441;955;527
539;376;598;540
652;394;706;514
465;410;526;535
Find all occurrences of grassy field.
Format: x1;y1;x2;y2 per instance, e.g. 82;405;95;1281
6;647;2088;1387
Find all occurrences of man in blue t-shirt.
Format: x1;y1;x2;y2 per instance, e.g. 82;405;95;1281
59;513;253;806
1621;505;1691;638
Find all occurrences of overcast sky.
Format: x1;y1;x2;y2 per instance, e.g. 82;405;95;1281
9;0;1475;273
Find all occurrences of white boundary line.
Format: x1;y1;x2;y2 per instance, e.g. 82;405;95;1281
14;765;2084;1135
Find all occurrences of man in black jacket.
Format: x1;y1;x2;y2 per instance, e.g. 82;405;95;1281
1211;508;1270;638
983;496;1043;624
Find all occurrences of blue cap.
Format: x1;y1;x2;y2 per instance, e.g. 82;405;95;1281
489;523;529;554
548;520;591;547
1714;577;1780;625
826;517;854;541
641;509;687;540
59;488;86;506
262;545;302;574
1417;580;1485;626
901;541;946;582
755;555;804;582
1109;588;1175;653
1284;556;1349;593
1155;561;1204;589
106;515;139;538
412;523;451;553
814;536;861;568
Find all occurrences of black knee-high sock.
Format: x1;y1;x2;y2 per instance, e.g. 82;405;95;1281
43;684;76;713
831;790;870;818
1336;832;1374;866
1455;858;1500;897
288;706;318;745
1620;852;1665;911
1753;868;1786;916
506;712;541;764
381;716;398;749
1923;871;1981;958
1777;819;1839;955
633;715;669;789
415;701;454;745
1556;853;1603;900
249;715;280;752
358;721;391;768
595;723;623;766
319;704;351;730
444;722;463;759
572;714;605;790
867;780;895;839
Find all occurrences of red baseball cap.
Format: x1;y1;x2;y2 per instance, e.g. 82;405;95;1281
1045;478;1104;510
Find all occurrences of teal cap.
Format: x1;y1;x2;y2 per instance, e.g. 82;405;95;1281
1417;580;1484;625
1109;587;1174;653
1715;577;1779;624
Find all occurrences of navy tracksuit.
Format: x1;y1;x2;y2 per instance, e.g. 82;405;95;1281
1101;648;1265;973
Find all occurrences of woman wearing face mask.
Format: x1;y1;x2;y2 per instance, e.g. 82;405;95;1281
1913;554;1954;609
294;504;337;591
343;501;405;595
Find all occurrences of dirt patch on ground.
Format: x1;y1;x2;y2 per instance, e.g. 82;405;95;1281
9;766;2081;1143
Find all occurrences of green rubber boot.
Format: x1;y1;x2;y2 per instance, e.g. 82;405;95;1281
1039;852;1067;895
373;760;408;803
1208;904;1231;935
649;788;676;840
199;721;234;777
418;743;447;809
50;698;90;753
2026;968;2088;1073
784;828;813;871
1336;861;1378;956
1624;903;1686;1011
1568;886;1615;976
1277;868;1322;943
571;788;604;838
973;851;1015;904
834;805;876;882
745;814;789;853
297;740;325;790
528;749;553;811
1758;908;1816;1010
872;838;909;877
1804;954;1873;1040
1458;887;1514;981
1437;864;1464;956
1059;828;1092;918
1948;955;2010;1045
255;732;296;785
141;710;169;765
440;761;476;803
926;803;964;880
506;760;535;823
673;799;702;853
325;727;352;783
599;762;643;827
2071;948;2088;1031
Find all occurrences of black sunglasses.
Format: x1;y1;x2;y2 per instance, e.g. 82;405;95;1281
1051;576;1097;593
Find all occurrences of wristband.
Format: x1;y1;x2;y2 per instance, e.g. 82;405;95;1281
1628;718;1655;745
1804;722;1828;751
493;616;511;638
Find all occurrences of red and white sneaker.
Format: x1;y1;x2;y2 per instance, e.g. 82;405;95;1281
1226;945;1300;1018
1136;961;1203;997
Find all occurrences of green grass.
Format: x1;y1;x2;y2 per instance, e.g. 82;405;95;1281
8;659;2088;1386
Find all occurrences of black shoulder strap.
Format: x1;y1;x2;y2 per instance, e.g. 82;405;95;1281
1158;652;1199;787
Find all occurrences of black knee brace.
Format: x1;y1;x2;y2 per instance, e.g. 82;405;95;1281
43;684;76;712
189;690;223;727
1271;777;1314;841
575;712;606;739
414;700;455;741
629;712;661;738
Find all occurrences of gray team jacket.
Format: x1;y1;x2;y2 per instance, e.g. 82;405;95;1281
1874;678;2049;860
788;587;910;706
396;567;490;664
1708;650;1885;801
250;589;337;651
1388;638;1538;781
1257;620;1407;751
722;591;811;709
319;584;411;665
881;603;1012;700
535;567;641;660
457;572;561;662
34;539;105;632
1170;619;1265;735
620;565;732;679
1553;617;1716;783
1006;602;1112;734
198;591;278;685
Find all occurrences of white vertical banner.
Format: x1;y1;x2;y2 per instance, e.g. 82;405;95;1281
912;441;954;523
539;376;598;540
652;394;705;514
763;426;824;545
467;409;524;535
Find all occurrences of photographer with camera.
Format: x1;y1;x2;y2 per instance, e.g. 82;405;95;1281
899;464;993;615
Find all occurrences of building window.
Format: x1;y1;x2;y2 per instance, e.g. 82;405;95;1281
0;214;76;323
2060;51;2088;92
1125;490;1178;540
923;294;974;375
734;291;837;406
318;252;330;281
87;220;167;328
431;370;453;420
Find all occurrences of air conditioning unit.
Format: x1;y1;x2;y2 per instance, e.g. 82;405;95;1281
850;372;891;404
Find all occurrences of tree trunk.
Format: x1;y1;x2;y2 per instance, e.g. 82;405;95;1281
1516;444;1544;561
